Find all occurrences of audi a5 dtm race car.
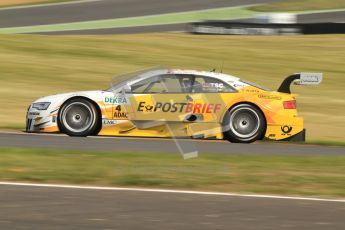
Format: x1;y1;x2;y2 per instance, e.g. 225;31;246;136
26;68;322;143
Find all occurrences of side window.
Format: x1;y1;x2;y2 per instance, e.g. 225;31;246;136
178;75;194;93
162;75;182;93
192;76;235;93
131;76;161;93
131;74;194;93
147;80;166;93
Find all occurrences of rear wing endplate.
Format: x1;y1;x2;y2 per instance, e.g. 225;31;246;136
277;73;322;93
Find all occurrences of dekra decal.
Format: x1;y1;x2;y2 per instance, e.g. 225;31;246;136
104;97;128;104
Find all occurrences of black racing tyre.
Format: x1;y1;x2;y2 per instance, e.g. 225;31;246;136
58;98;99;137
223;104;266;143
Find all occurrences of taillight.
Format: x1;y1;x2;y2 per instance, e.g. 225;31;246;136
283;100;296;109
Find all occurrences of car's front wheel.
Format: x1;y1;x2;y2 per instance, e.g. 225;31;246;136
58;98;99;137
223;104;266;143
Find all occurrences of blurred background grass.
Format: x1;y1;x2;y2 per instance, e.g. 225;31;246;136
0;33;344;141
1;148;345;197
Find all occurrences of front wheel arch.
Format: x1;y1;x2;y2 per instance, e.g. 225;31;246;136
57;96;102;136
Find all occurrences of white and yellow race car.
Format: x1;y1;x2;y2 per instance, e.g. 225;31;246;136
26;68;322;143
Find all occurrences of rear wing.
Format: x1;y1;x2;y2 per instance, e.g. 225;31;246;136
277;73;322;93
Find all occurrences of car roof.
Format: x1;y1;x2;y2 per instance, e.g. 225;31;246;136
168;69;240;81
109;68;243;92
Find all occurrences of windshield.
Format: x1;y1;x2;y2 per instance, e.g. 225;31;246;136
106;66;168;92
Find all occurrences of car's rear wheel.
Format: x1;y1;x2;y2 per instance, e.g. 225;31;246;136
223;104;266;143
58;98;99;137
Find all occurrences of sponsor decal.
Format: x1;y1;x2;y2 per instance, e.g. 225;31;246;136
34;121;50;128
114;112;128;118
103;119;119;126
104;96;128;104
281;125;293;135
202;82;224;89
233;83;246;88
28;112;40;116
241;89;259;93
258;94;282;100
114;105;128;118
145;105;154;112
137;102;221;114
193;25;301;35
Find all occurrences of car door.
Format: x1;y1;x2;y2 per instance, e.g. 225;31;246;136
189;75;237;122
127;74;194;122
124;73;238;138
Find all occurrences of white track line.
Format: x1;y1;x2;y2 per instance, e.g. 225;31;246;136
1;181;345;203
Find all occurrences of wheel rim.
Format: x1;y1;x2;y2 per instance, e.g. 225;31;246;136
62;102;95;133
229;107;260;139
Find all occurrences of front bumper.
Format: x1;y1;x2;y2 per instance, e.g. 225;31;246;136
26;105;59;133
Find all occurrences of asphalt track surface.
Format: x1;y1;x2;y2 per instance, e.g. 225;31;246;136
0;0;276;28
40;10;345;35
1;183;345;230
1;132;345;155
0;0;344;34
0;0;344;35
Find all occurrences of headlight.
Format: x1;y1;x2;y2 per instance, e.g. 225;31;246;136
32;102;51;110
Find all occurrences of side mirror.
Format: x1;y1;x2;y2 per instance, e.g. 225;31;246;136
121;84;131;94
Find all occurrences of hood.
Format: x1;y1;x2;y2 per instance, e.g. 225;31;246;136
33;90;112;103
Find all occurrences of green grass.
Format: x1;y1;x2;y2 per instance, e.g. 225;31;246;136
250;0;345;12
1;147;345;197
306;140;345;147
0;34;344;141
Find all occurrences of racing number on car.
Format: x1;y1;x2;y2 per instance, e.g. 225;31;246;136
114;105;128;119
115;105;121;112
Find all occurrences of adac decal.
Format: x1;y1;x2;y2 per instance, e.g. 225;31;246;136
281;125;292;135
137;102;221;114
104;96;128;104
113;105;128;118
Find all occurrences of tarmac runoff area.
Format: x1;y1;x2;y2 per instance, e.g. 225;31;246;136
0;182;345;230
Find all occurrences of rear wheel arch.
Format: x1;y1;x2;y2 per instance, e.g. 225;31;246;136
222;102;267;142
